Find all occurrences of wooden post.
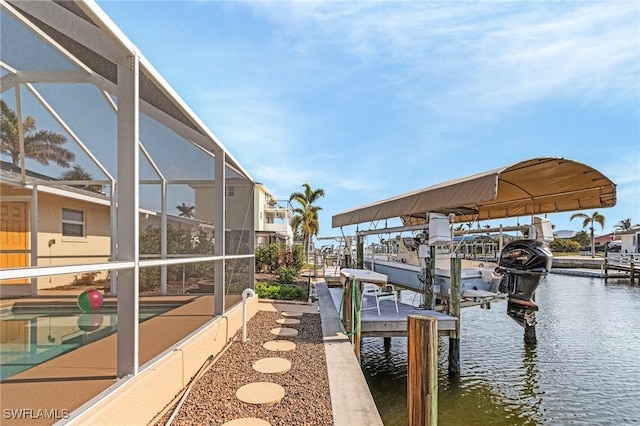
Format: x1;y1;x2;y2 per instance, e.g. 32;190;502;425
631;260;636;284
408;315;438;426
384;336;391;359
604;256;609;282
342;278;353;342
449;257;461;377
356;235;364;269
424;246;437;310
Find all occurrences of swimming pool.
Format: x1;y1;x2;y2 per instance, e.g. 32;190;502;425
0;303;181;381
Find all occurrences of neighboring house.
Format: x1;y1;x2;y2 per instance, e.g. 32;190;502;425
0;166;210;296
192;181;293;247
615;227;640;254
593;232;622;251
255;183;294;247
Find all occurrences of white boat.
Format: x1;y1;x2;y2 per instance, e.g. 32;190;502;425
365;236;502;304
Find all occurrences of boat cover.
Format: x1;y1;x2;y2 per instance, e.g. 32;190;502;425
332;157;616;227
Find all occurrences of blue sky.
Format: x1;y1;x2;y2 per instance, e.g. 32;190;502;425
97;0;639;238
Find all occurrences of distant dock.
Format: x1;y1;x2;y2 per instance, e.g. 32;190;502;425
550;254;639;282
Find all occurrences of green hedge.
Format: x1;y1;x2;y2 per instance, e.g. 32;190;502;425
549;239;580;253
255;281;308;301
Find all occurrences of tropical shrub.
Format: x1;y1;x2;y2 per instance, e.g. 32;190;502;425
255;243;305;274
291;244;306;271
139;224;215;291
256;243;279;272
255;281;307;301
549;239;580;253
276;266;297;284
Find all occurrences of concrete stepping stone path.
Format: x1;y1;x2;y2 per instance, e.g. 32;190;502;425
252;357;292;374
275;318;300;325
270;327;298;337
236;382;285;406
263;340;296;352
221;418;271;426
280;311;303;318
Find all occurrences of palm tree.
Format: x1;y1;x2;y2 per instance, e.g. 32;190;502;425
570;211;605;257
176;203;195;218
0;100;75;168
289;183;325;259
59;165;103;192
614;218;638;232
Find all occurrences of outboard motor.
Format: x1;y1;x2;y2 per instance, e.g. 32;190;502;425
496;239;553;327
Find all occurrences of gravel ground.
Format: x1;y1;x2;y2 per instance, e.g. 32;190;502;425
157;310;333;426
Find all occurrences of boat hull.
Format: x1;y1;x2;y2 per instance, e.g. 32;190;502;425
364;258;499;297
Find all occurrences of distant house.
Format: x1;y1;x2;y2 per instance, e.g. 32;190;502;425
615;228;640;254
594;232;621;246
255;184;294;247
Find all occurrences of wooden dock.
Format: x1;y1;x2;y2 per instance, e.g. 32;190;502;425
328;287;457;337
604;253;640;283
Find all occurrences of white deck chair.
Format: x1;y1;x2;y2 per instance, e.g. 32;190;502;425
361;282;399;315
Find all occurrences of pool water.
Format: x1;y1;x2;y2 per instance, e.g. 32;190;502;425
0;304;179;381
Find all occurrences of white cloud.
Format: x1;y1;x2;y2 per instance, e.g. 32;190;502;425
248;2;639;119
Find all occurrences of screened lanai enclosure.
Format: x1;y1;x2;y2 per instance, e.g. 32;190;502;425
0;0;255;392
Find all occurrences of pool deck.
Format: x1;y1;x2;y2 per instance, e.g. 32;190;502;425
0;294;238;425
0;282;383;425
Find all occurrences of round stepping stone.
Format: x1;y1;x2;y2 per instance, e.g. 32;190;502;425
221;418;271;426
253;357;292;374
276;318;300;325
280;311;303;318
270;327;298;337
236;382;285;405
263;340;296;352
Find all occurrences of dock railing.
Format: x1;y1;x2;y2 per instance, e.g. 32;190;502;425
604;252;639;283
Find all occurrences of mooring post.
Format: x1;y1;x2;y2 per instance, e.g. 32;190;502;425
631;260;636;284
449;257;461;377
604;255;609;282
384;336;391;359
408;315;438;426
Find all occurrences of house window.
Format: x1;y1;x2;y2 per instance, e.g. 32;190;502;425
62;208;84;237
226;186;235;197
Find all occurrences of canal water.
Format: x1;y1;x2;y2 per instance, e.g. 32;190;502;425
361;274;640;425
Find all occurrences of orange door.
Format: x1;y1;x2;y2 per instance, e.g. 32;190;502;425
0;202;29;284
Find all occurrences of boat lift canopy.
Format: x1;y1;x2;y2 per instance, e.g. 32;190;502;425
332;157;616;228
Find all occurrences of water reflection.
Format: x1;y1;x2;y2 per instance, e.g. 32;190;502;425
362;275;640;425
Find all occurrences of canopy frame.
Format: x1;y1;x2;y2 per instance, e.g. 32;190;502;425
332;157;616;228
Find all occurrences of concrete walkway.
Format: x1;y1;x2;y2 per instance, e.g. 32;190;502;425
259;290;383;425
316;280;384;426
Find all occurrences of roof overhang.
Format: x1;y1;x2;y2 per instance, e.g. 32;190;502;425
332;157;616;228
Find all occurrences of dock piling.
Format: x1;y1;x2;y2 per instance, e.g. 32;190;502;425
448;257;461;377
407;315;438;426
